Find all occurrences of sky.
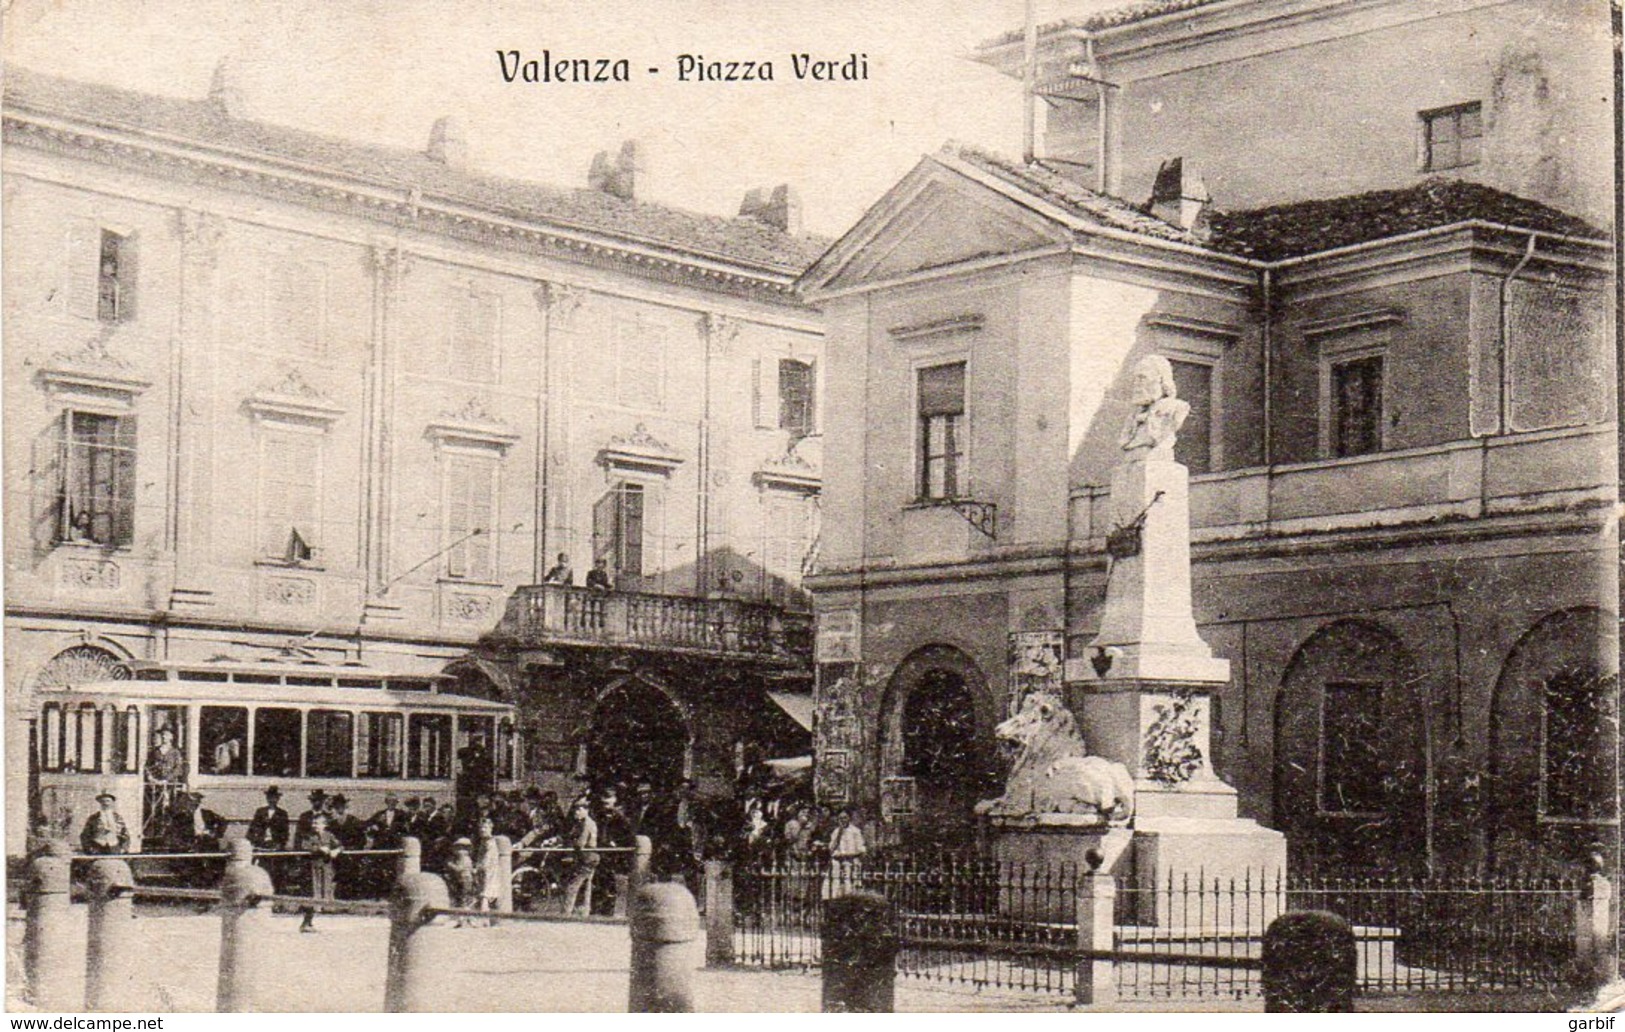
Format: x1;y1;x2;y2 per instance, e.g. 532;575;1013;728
1;0;1123;238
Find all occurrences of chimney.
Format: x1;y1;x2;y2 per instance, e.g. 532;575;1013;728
208;58;250;120
426;116;468;170
588;139;641;201
1146;157;1211;237
738;183;803;234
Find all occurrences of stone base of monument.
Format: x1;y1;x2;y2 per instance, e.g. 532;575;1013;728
1130;814;1286;929
984;815;1132;923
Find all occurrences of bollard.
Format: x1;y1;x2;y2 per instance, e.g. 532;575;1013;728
629;881;701;1012
396;836;422;882
821;892;897;1013
493;836;514;919
613;873;632;918
24;840;77;1010
1073;868;1117;1006
1575;855;1616;989
703;860;735;967
1262;910;1356;1012
631;835;653;894
217;838;276;1012
385;871;451;1012
86;859;138;1011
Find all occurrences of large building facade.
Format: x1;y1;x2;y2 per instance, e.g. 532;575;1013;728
2;67;824;849
804;0;1617;874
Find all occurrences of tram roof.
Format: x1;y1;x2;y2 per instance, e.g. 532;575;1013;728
120;657;454;681
44;678;514;712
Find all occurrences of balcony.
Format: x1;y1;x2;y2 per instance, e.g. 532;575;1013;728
488;584;813;665
1070;424;1616;548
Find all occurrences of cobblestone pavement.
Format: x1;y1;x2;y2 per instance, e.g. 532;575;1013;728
7;907;1086;1012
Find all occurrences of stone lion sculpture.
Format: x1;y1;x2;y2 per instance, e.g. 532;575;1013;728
974;691;1135;821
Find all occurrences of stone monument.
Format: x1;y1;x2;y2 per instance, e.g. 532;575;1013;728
981;355;1285;926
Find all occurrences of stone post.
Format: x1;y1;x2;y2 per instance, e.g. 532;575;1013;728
1575;858;1616;989
703;859;735;967
631;835;653;893
24;840;76;1009
385;871;450;1012
629;881;701;1012
217;839;276;1012
821;892;897;1012
493;836;513;919
1073;867;1117;1005
86;859;137;1011
1262;911;1356;1012
613;873;632;917
396;836;422;882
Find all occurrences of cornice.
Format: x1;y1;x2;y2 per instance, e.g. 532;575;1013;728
2;108;808;307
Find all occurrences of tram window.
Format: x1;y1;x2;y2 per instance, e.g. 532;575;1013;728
287;676;333;687
134;669;169;682
182;671;229;682
116;706;140;774
234;674;280;685
408;713;452;779
74;703;102;773
200;706;248;775
358;712;404;777
252;708;302;778
339;678;383;690
307;710;355;778
41;702;64;771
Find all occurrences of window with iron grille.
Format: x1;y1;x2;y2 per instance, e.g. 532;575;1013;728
1422;102;1482;171
778;359;815;437
917;362;966;501
54;411;137;548
1319;681;1386;815
1330;354;1383;458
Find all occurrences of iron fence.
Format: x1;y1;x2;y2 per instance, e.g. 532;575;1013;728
730;856;1589;1002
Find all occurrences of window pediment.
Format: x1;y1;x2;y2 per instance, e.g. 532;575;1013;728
36;337;150;411
244;368;344;427
425;397;520;452
754;450;821;493
598;423;683;476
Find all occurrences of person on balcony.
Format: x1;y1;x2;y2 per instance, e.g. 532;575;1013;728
543;553;575;586
586;558;614;591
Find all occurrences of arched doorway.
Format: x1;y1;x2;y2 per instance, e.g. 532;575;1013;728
587;675;691;792
1488;607;1617;873
883;645;1000;850
1274;620;1429;874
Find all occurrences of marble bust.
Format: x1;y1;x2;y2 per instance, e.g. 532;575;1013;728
1119;355;1190;463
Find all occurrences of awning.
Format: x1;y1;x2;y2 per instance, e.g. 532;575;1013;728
766;690;814;733
765;755;813;774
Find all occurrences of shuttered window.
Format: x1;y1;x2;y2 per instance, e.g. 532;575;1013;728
917;362;966;500
56;412;137;548
66;223;136;323
444;454;496;580
450;292;499;383
594;482;646;582
259;431;322;559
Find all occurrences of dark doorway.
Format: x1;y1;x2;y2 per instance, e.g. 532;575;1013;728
587;678;689;792
896;664;999;850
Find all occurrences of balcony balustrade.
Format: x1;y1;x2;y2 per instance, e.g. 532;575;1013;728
489;583;813;664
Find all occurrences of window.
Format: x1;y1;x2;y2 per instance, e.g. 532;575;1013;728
259;430;321;560
762;490;814;606
1422;102;1482;171
199;706;248;776
778;359;815;437
66;224;135;323
408;713;453;779
306;709;354;778
443;454;496;580
358;712;405;777
1319;681;1385;814
449;291;499;383
57;411;137;547
917;362;966;500
252;708;302;778
594;481;646;581
1330;354;1383;458
41;703;64;772
267;256;326;356
613;314;666;409
37;703;99;773
1169;359;1213;474
113;706;140;774
1542;668;1610;820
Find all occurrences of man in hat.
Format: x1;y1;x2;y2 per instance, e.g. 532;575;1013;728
177;791;226;852
444;836;477;926
367;794;406;849
249;786;290;851
296;789;328;843
79;791;130;855
329;794;364;850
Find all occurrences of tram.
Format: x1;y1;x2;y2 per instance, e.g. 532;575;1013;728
27;655;520;851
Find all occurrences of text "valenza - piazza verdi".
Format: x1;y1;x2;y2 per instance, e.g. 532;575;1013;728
497;50;870;84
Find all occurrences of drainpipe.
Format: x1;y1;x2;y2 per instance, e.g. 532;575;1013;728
1087;37;1107;193
1260;267;1273;468
1496;233;1540;435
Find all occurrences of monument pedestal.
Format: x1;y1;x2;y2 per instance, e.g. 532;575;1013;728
984;815;1132;923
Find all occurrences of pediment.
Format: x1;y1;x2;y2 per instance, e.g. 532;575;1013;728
806;161;1071;295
